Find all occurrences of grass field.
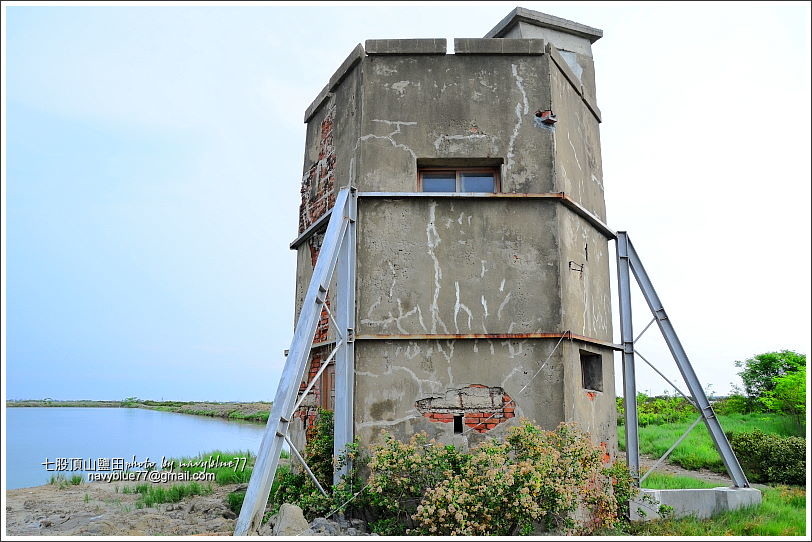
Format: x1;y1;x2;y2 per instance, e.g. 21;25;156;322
629;473;806;536
618;413;803;472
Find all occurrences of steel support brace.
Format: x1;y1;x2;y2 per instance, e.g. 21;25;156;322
618;231;749;488
235;187;357;535
334;187;357;484
616;232;640;483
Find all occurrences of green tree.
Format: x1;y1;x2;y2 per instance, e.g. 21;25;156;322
735;350;805;403
760;365;806;423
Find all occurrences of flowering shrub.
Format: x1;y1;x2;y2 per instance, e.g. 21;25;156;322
365;420;633;535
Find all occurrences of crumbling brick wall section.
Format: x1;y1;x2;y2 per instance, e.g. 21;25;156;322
306;232;332;346
294;346;334;439
416;384;516;434
298;107;337;234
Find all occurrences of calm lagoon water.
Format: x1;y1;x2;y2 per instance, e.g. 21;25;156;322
5;407;266;489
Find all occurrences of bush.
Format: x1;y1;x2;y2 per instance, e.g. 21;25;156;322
617;393;696;426
267;409;365;520
729;430;805;485
365;421;634;535
711;394;749;415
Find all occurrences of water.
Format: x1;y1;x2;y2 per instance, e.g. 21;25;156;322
5;407;266;489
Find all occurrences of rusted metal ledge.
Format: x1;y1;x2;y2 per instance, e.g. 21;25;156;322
356;332;621;350
290;209;333;249
357;192;616;239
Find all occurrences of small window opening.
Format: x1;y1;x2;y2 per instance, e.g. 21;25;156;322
419;167;499;193
453;415;463;433
580;350;603;392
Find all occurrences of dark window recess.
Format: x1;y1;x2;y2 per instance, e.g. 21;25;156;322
453;415;463;433
580;350;603;392
419;167;499;193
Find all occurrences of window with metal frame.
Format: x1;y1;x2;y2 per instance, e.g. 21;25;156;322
419;167;500;193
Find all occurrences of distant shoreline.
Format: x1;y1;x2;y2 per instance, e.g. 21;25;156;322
6;399;272;424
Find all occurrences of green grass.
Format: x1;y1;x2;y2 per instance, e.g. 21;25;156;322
228;410;270;423
134;482;212;509
171;450;256;485
48;473;83;488
629;484;806;536
618;413;803;472
641;471;719;489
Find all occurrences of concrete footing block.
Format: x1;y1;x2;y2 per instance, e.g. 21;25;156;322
630;487;762;521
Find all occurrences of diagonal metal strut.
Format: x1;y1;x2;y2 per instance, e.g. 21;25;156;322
616;231;749;488
234;187;357;535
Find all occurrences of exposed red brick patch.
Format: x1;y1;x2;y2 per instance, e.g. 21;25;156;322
294;346;335;439
299;107;336;234
417;385;517;433
586;391;597;400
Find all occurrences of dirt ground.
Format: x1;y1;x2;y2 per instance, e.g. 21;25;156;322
4;480;244;536
618;451;734;486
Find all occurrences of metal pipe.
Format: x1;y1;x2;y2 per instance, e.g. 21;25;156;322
291;339;344;413
355;332;620;350
616;232;640;484
284;434;328;497
639;415;703;484
634;349;697;409
633;317;656;345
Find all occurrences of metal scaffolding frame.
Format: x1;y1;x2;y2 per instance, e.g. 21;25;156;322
234;192;749;535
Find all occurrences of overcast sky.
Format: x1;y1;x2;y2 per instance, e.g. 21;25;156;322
3;1;810;402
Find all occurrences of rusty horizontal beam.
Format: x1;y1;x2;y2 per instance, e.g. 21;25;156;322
356;332;621;350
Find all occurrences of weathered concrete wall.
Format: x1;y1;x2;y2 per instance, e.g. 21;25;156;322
549;44;605;220
357;198;561;336
354;339;565;448
358;49;554;194
562;341;617;457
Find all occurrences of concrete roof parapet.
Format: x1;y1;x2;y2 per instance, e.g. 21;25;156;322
454;38;546;55
365;38;447;55
485;6;602;42
303;43;365;123
546;42;583;95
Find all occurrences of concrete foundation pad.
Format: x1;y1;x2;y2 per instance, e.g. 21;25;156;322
630;487;762;521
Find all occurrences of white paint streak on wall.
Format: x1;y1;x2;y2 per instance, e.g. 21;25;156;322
454;281;474;333
367;296;382;318
387;261;396;299
480;260;487;278
426;202;449;334
497;291;512;320
390;80;410;96
567;131;582;172
432;133;490;152
360;119;418;159
506;64;529;171
499;278;505;292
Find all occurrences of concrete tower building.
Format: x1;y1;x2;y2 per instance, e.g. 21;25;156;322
290;7;617;457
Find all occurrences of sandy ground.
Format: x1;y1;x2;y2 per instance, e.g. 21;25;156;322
5;480;244;536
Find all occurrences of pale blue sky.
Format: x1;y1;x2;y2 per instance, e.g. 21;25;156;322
3;2;810;401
